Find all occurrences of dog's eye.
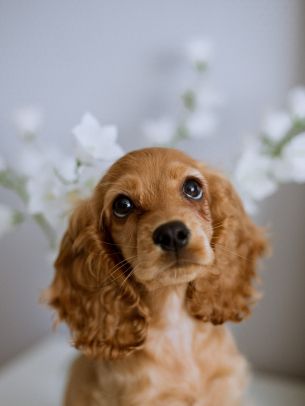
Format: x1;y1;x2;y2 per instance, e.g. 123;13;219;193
113;195;134;218
183;179;203;200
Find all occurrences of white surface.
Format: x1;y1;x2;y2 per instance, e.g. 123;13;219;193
0;335;304;406
0;336;75;406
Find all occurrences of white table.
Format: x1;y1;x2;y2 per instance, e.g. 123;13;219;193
0;335;304;405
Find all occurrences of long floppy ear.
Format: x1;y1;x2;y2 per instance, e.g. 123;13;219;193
45;199;149;359
186;167;268;324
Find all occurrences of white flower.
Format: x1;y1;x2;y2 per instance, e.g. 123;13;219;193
16;144;63;178
76;161;104;194
185;38;213;68
271;158;292;182
288;86;305;119
73;113;123;161
234;146;278;202
0;156;6;172
280;132;305;183
142;117;176;144
26;166;68;228
18;144;77;183
0;204;14;238
13;106;43;138
16;146;47;177
185;111;217;139
196;87;224;109
55;156;78;183
262;111;292;142
25;157;100;232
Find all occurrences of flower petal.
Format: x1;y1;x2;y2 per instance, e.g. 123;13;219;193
186;111;217;139
281;132;305;182
142;117;176;144
73;113;123;161
185;38;213;68
197;87;224;109
262;111;292;142
234;147;278;201
288;86;305;119
13;106;43;138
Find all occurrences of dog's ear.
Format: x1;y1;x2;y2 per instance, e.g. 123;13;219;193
45;199;149;359
186;167;268;324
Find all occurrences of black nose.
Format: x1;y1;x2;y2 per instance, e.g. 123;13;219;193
153;221;190;252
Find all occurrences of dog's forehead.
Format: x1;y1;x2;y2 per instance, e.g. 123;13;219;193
115;148;199;176
103;148;203;205
113;149;200;184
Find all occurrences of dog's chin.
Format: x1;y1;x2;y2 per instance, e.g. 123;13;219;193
135;261;208;291
162;263;205;285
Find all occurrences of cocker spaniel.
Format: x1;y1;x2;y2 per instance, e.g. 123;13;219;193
46;147;267;405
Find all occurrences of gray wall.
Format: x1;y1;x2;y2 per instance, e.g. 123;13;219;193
0;0;305;377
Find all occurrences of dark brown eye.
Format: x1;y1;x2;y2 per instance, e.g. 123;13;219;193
183;179;203;200
113;195;134;218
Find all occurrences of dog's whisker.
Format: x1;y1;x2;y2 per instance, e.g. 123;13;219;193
177;259;207;267
120;268;136;292
210;223;225;231
102;256;150;290
116;260;150;294
108;266;129;283
211;220;226;228
106;256;138;282
100;240;138;249
215;243;249;261
109;255;136;272
192;211;224;232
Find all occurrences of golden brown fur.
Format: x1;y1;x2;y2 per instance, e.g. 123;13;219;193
46;148;267;405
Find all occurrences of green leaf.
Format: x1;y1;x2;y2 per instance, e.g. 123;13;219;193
195;61;208;73
0;170;28;203
182;90;196;112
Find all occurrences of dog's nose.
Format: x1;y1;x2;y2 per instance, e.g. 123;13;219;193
153;221;190;252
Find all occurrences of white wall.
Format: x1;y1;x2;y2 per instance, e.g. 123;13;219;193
0;0;305;377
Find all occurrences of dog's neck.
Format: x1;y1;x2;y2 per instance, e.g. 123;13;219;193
142;283;199;366
145;283;189;328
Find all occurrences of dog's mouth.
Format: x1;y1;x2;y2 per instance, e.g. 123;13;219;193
168;257;206;269
153;250;214;285
162;251;210;272
162;247;213;268
132;240;214;288
150;259;206;287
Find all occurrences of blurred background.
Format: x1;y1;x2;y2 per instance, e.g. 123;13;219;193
0;0;305;381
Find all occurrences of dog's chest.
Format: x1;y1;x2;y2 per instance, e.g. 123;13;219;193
144;290;202;391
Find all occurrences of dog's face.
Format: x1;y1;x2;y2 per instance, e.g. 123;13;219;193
47;148;267;359
100;149;214;289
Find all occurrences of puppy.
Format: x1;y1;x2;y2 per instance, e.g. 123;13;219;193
46;147;267;405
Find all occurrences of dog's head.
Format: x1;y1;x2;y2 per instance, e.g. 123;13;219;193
46;148;267;359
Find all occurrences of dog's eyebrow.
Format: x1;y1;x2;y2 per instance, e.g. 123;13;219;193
103;175;143;204
185;169;204;180
168;162;204;180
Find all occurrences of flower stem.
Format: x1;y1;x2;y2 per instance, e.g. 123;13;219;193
12;211;25;225
33;213;57;250
262;118;305;157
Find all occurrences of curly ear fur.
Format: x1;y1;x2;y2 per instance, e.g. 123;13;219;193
186;168;268;324
46;200;149;360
